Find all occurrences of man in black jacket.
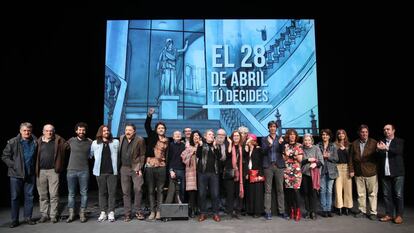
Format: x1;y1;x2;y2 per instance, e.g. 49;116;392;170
2;122;38;228
377;124;405;224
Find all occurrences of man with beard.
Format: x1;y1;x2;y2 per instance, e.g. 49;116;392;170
65;122;92;223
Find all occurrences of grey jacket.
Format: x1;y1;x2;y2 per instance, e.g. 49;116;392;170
318;142;339;179
302;145;324;176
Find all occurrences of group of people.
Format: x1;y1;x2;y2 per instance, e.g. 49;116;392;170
2;109;405;228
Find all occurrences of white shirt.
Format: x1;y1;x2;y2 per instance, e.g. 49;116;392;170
385;139;392;176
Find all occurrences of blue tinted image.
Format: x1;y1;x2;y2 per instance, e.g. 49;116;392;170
104;19;318;137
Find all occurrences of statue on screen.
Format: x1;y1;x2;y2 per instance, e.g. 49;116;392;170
157;38;189;96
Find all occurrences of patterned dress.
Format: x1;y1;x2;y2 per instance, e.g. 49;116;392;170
284;143;303;189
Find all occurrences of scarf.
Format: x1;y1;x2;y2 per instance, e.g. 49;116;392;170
310;160;320;191
232;144;244;198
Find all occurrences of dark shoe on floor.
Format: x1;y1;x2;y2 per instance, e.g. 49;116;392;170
368;214;377;221
37;216;49;223
304;212;311;219
380;215;392;222
328;211;333;217
394;216;403;224
344;208;350;216
321;211;328;217
25;218;36;225
337;208;342;216
213;214;221;222
279;213;289;219
354;212;365;218
310;212;317;220
264;213;272;220
9;221;19;228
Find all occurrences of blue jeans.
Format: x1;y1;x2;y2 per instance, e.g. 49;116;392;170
320;173;334;211
10;176;35;221
198;172;219;214
382;176;404;216
67;170;89;209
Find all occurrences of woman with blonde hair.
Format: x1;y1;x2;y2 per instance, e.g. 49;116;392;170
334;129;353;215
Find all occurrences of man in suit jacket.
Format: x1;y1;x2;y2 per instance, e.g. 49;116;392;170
377;124;405;224
349;124;378;220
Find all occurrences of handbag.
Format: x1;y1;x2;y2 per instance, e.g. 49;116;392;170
223;168;235;179
249;169;265;183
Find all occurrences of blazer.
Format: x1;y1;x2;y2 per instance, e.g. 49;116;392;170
377;137;405;177
349;138;378;177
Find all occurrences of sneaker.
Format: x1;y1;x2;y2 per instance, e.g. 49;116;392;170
354;211;365;218
108;211;115;222
98;211;107;222
264;213;272;220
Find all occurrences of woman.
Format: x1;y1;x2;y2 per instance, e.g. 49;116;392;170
334;129;353;215
223;130;247;219
317;129;339;217
282;129;303;221
90;125;119;222
144;108;169;220
181;130;201;218
245;134;265;218
301;134;323;220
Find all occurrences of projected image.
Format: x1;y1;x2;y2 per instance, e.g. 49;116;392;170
104;19;318;137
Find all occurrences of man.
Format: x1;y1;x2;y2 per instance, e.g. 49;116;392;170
36;124;66;223
377;124;405;224
183;127;192;146
197;129;221;222
165;130;186;204
261;121;286;220
2;122;38;228
119;123;146;222
65;122;92;223
349;124;378;220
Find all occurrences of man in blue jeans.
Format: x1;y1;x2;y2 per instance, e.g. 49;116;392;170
2;122;38;228
65;122;92;223
377;124;405;224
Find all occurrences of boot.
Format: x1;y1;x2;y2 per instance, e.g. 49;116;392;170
79;208;87;223
188;207;194;218
290;208;295;220
295;208;301;221
66;208;75;223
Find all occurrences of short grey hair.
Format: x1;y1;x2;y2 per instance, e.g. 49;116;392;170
303;133;314;144
20;122;33;130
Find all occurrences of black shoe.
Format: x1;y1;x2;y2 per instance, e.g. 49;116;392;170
354;212;365;218
328;211;333;217
9;221;19;228
25;218;36;225
344;208;350;216
304;212;311;219
337;208;342;216
310;212;317;220
37;216;49;223
368;214;377;221
321;211;328;217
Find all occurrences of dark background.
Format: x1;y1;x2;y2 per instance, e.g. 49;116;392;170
1;3;412;207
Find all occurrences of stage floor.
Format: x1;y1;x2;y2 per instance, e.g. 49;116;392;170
1;194;412;233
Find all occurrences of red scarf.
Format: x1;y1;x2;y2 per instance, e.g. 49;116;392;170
232;144;244;198
310;161;320;191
